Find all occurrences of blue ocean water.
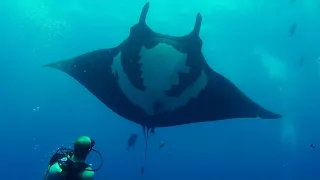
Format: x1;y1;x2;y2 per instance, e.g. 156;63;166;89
1;0;320;179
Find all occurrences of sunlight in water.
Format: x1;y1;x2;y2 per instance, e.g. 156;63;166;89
281;119;297;146
303;0;320;13
254;48;288;83
179;0;266;13
15;0;68;40
318;59;320;79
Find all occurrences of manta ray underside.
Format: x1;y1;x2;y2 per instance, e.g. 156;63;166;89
44;3;281;129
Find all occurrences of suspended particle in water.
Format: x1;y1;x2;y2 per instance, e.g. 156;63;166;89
159;141;165;149
317;57;320;78
279;86;284;92
33;106;40;112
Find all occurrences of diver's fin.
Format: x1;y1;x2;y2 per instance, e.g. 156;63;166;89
139;2;150;24
190;13;202;36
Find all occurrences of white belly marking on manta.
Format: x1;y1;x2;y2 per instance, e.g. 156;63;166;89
111;43;208;115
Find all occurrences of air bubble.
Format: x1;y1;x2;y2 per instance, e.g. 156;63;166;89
33;106;40;112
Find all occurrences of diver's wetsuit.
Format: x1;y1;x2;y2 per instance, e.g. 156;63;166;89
45;151;91;180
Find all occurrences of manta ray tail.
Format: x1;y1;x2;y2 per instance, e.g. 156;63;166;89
139;2;150;24
191;13;202;36
141;126;151;174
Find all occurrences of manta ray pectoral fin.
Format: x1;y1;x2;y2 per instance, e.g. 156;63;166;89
43;48;121;104
159;68;282;127
139;2;150;24
43;48;119;70
257;107;281;119
207;73;282;121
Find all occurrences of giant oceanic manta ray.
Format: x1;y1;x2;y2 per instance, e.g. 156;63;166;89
44;3;281;130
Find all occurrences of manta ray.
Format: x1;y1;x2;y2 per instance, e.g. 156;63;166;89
44;3;281;131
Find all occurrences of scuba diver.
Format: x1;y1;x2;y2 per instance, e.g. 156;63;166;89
44;136;103;180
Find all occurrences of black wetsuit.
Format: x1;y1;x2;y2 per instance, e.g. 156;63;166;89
47;151;90;180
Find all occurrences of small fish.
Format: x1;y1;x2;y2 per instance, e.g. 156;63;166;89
300;56;304;65
159;141;165;149
150;127;155;135
127;134;138;151
310;143;316;148
290;23;297;37
140;166;144;174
